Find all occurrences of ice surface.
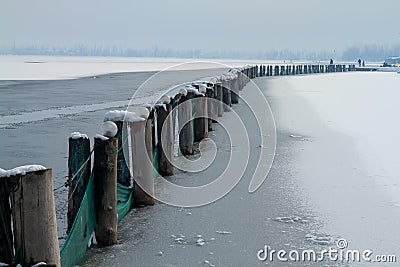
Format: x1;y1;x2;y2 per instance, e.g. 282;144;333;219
0;164;46;178
70;131;89;139
283;72;400;202
0;55;271;80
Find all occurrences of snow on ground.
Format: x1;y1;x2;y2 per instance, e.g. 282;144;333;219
281;72;400;202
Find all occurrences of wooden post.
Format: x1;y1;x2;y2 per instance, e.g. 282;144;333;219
222;79;231;111
130;120;155;206
0;179;13;264
114;121;131;187
215;82;224;117
206;85;215;131
230;77;239;104
178;93;194;155
156;104;174;176
193;94;208;142
9;168;60;266
93;136;118;246
67;135;91;233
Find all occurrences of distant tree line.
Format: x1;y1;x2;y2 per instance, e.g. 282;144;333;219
0;44;399;62
341;45;400;62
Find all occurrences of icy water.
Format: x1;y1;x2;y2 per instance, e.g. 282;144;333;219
0;68;229;244
1;67;399;266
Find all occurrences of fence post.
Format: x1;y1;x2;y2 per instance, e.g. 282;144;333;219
178;93;194;155
103;114;131;187
93;136;118;246
215;82;224;117
0;179;13;264
206;84;215;130
130;119;155;206
8;167;60;266
67;133;91;233
193;93;208;142
222;78;231;112
156;103;174;176
230;76;239;104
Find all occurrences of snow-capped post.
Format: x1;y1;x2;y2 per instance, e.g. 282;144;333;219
193;84;208;142
0;177;13;264
230;75;239;104
237;70;242;90
67;132;91;233
156;99;174;176
206;83;214;131
215;81;224;117
93;133;118;246
128;107;155;206
178;90;194;155
104;111;131;187
5;166;60;266
222;77;231;112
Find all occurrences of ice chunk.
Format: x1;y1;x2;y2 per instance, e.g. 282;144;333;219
196;238;205;246
215;230;232;234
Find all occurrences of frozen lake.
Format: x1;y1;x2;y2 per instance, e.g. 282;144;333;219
1;56;399;265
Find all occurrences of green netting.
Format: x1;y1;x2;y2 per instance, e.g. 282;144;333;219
117;183;133;223
60;173;96;267
60;173;134;267
153;145;159;177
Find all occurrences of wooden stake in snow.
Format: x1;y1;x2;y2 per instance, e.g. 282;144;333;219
8;167;61;266
206;85;215;131
193;94;208;142
215;82;224;117
67;133;91;233
130;119;155;206
178;94;194;155
230;77;239;105
156;104;174;176
222;79;231;112
93;136;118;246
0;178;13;263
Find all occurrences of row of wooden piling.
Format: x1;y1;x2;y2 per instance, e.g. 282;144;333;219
0;61;353;266
256;63;356;76
0;65;256;267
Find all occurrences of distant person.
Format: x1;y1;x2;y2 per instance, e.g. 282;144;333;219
358;59;362;67
362;60;365;67
330;59;333;65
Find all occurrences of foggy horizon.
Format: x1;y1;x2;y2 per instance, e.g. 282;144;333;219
2;0;400;55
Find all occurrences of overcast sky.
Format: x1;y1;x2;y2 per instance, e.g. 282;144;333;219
1;0;399;52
